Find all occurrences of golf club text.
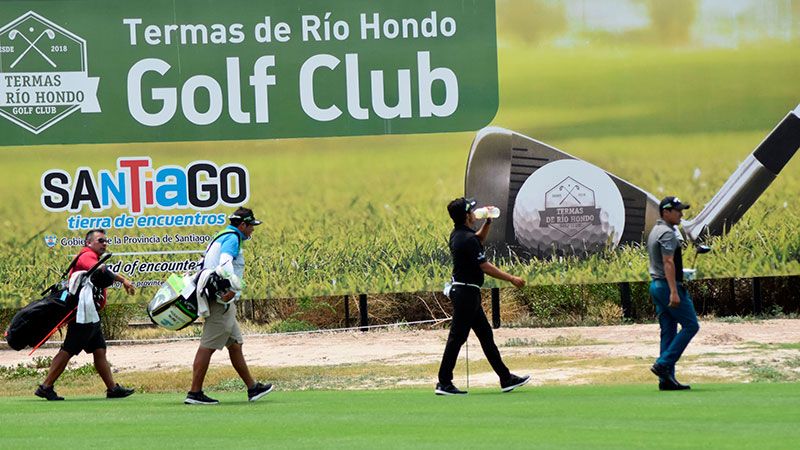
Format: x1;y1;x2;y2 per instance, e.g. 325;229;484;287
127;51;458;126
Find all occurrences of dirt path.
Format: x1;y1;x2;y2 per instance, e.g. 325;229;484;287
3;319;799;386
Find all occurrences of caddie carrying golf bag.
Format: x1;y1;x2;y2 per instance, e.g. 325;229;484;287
4;253;115;352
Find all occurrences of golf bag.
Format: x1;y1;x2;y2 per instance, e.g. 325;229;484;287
4;253;113;351
147;230;243;331
147;268;240;331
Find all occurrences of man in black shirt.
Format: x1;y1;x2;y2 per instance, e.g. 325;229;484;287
436;197;530;395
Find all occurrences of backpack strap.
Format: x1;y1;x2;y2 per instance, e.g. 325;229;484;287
40;251;83;296
198;230;243;268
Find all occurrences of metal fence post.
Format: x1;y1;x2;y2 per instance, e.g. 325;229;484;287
344;294;350;328
752;277;762;315
619;282;633;320
359;293;368;331
491;288;500;329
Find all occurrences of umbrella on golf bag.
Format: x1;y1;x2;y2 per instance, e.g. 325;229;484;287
147;268;241;331
4;253;114;352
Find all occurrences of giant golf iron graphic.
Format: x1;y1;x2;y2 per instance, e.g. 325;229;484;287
465;105;800;258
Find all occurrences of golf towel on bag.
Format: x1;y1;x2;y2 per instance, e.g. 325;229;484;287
68;271;100;324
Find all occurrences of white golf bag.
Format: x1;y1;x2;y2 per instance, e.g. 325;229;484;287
147;267;242;331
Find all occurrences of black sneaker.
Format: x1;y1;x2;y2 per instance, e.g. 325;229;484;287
184;390;219;405
659;381;691;391
501;374;531;392
35;384;64;401
650;363;672;380
434;382;467;396
107;384;135;399
247;382;274;402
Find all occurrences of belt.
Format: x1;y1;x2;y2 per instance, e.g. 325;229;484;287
451;281;481;289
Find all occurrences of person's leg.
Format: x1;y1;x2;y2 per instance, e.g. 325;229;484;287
658;286;700;367
191;346;216;392
191;302;229;392
651;281;677;368
227;342;255;389
658;311;678;359
84;322;115;390
42;321;85;388
42;350;72;387
657;312;678;383
93;348;116;390
437;287;475;385
657;311;678;369
470;301;511;381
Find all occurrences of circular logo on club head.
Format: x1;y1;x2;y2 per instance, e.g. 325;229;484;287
513;159;625;257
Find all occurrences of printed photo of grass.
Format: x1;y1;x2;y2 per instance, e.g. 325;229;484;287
1;5;799;305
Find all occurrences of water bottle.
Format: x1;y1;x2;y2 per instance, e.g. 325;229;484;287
473;206;500;219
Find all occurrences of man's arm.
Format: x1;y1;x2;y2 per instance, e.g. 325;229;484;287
114;273;135;295
480;261;525;288
662;254;680;308
475;217;491;242
203;235;237;273
103;264;135;296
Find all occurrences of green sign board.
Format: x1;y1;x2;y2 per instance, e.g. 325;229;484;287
0;0;498;145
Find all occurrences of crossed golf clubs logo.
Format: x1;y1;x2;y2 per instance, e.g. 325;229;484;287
539;177;601;236
558;184;581;204
8;26;57;68
0;11;102;134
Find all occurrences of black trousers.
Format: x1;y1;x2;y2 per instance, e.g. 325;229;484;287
438;285;511;385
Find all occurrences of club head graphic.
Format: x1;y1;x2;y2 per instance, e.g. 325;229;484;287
465;127;659;257
465;105;800;258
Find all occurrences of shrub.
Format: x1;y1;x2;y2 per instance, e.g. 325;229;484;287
265;318;316;333
101;304;140;340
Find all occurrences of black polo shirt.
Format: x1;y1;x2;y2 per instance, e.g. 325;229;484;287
449;224;487;286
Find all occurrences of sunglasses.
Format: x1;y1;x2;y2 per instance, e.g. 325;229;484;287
96;238;109;244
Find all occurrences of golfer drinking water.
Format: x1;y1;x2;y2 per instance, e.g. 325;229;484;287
436;197;530;395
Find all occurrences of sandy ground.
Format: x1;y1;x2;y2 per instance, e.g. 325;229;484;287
3;319;799;386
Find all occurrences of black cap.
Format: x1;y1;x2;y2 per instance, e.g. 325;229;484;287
447;197;477;224
659;196;690;213
229;207;262;226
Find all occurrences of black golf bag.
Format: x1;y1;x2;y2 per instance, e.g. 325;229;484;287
4;253;114;351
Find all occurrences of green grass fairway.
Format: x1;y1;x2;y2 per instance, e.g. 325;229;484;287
1;383;799;449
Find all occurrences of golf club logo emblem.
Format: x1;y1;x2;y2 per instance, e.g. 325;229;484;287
0;11;100;134
44;234;57;248
539;177;601;237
